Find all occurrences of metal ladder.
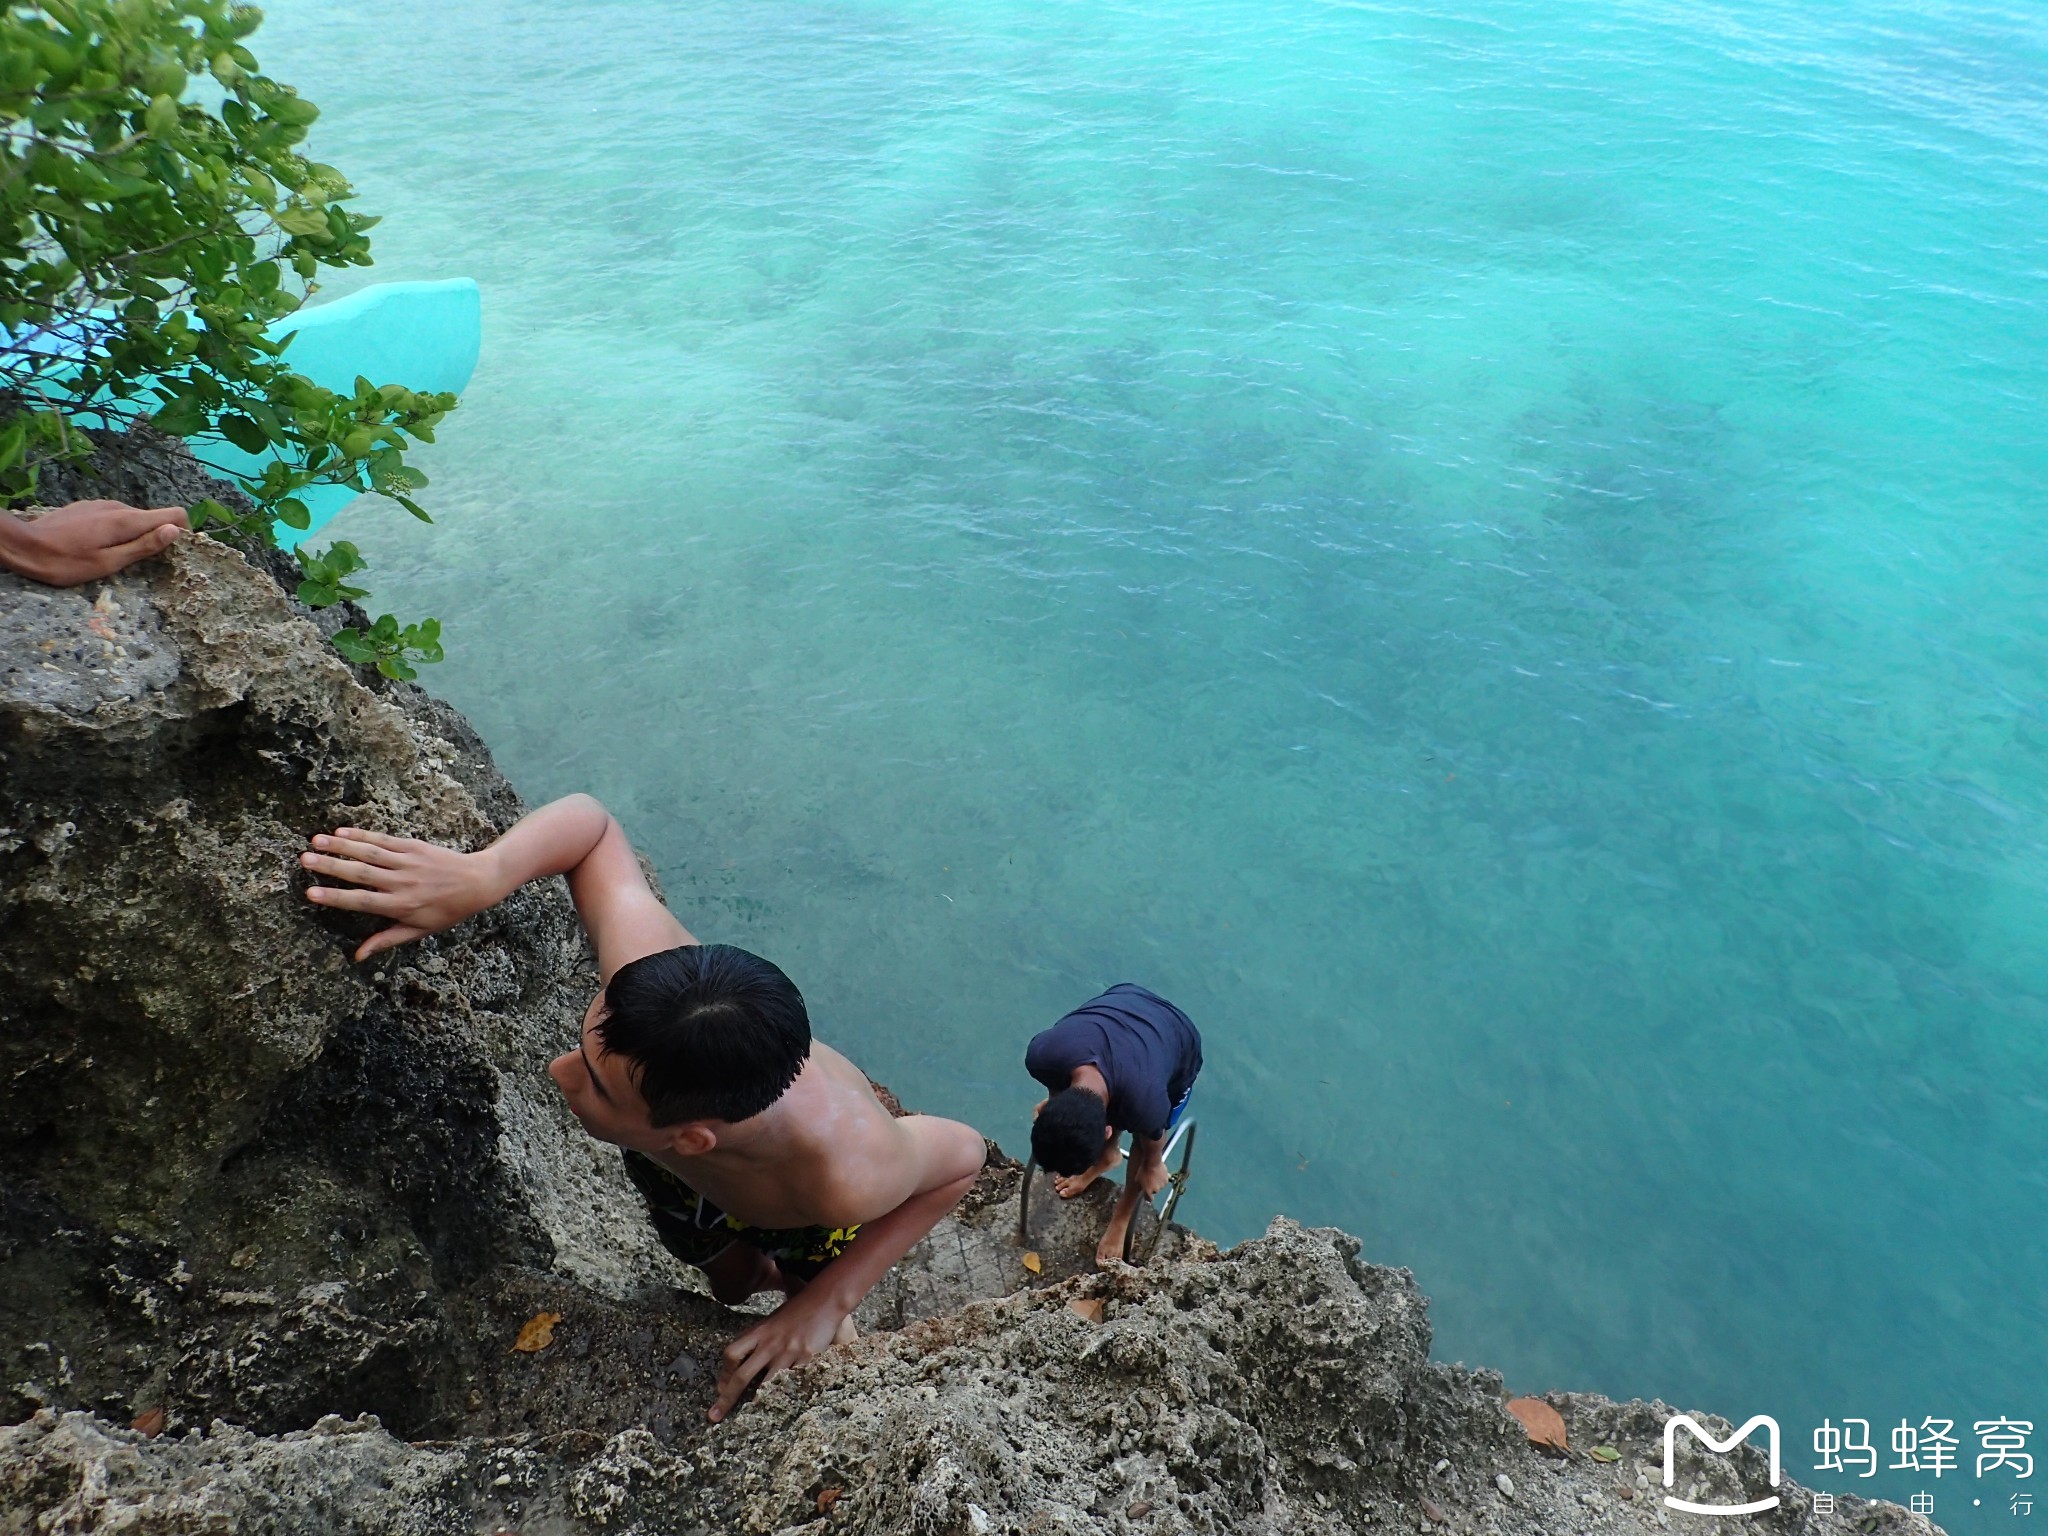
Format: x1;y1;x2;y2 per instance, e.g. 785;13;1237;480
1016;1105;1198;1265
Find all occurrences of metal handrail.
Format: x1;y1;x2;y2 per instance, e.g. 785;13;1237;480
1123;1119;1197;1264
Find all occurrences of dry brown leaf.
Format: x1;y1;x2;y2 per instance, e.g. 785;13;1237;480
510;1311;563;1353
1066;1297;1105;1323
1614;1484;1636;1501
1020;1250;1042;1274
228;1246;259;1270
1507;1396;1569;1451
1127;1501;1153;1519
1421;1497;1449;1525
816;1487;843;1514
130;1407;166;1438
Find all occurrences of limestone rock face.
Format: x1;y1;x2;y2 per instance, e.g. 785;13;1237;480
0;470;674;1440
0;1221;1928;1536
3;537;489;1232
701;1217;1431;1534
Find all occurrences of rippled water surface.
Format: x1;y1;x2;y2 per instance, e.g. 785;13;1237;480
263;0;2047;1502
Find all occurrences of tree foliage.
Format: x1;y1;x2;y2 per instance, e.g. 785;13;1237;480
0;0;451;677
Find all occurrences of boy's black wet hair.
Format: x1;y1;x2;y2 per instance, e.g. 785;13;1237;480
597;943;811;1125
1031;1085;1109;1176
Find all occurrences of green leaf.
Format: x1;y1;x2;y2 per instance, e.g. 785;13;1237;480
325;541;367;575
219;413;269;453
295;539;369;605
332;628;376;664
145;60;188;98
263;91;319;128
273;496;311;530
189;498;231;531
1590;1447;1620;1464
152;395;207;438
395;493;432;523
273;203;329;238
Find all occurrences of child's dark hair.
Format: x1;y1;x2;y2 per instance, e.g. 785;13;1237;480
596;943;810;1125
1031;1086;1109;1175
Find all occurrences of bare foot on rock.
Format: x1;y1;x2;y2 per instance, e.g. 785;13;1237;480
1095;1214;1135;1269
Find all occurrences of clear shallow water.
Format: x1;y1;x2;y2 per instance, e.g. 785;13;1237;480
263;0;2047;1509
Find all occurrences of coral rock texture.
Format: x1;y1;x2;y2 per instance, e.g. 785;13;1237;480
1;487;675;1442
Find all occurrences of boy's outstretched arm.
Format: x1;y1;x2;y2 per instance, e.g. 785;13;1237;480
709;1113;986;1422
302;793;690;972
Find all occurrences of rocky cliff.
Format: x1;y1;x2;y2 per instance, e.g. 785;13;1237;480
0;432;1935;1535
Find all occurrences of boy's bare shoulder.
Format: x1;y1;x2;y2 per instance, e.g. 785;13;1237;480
773;1050;951;1225
793;1136;909;1230
805;1043;921;1123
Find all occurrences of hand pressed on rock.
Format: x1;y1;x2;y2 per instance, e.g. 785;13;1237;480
300;827;501;960
708;1290;853;1424
0;500;187;586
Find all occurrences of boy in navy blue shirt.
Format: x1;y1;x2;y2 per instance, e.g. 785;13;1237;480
1026;983;1202;1266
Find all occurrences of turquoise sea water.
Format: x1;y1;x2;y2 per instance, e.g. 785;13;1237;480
263;0;2046;1513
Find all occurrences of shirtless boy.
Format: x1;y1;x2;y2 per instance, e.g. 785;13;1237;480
1026;983;1203;1267
299;794;987;1422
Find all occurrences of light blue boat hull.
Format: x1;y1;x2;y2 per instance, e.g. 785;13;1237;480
220;278;481;549
12;278;481;550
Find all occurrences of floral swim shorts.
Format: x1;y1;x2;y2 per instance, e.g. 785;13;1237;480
621;1149;859;1284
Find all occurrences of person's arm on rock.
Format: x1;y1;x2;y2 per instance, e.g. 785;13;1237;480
302;792;692;967
709;1111;988;1423
0;500;187;585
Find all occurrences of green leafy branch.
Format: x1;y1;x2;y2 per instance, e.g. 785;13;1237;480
294;537;441;681
332;611;441;682
293;535;365;607
0;0;453;672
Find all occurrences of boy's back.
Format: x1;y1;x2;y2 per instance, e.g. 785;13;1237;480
1025;982;1203;1136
